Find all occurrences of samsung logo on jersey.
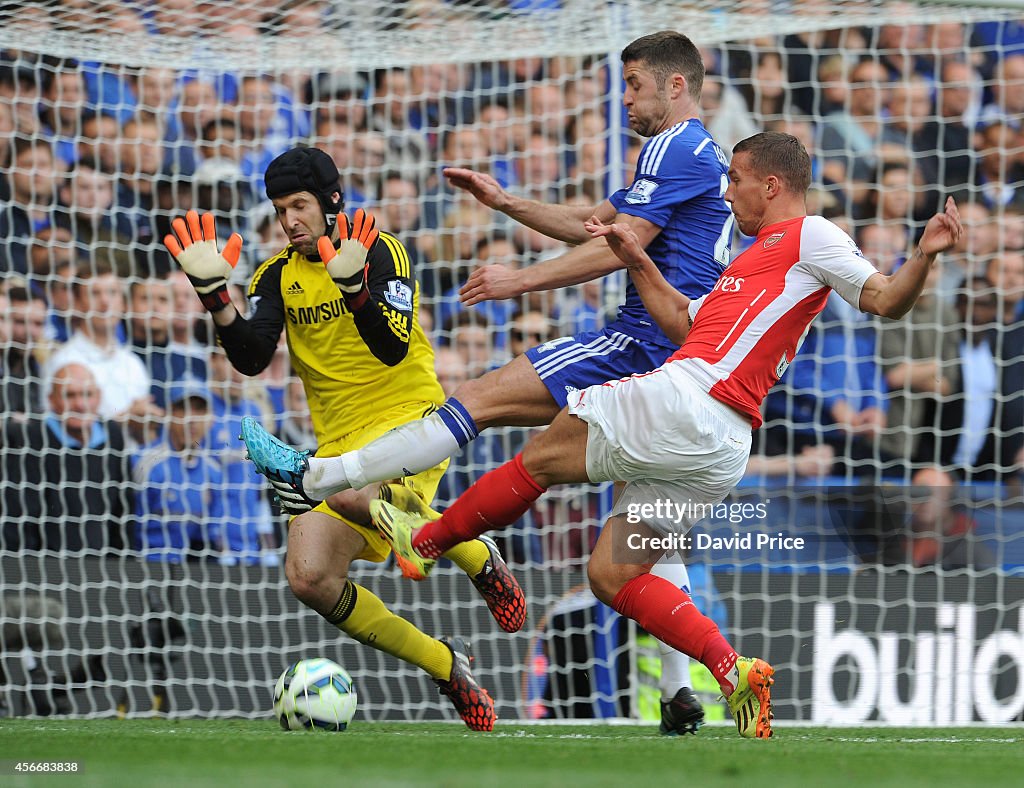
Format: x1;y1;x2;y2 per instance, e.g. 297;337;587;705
286;297;350;325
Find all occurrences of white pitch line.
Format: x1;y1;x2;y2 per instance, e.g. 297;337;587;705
780;735;1023;744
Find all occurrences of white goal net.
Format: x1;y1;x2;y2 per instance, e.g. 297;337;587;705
2;0;1024;726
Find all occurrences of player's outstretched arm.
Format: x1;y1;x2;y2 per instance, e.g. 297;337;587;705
460;212;661;305
318;209;414;367
859;197;964;319
165;210;286;376
444;166;608;245
585;216;692;346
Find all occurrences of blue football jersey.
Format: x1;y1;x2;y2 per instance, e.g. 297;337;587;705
608;119;733;349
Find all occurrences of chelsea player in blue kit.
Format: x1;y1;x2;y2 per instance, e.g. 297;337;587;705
242;30;732;735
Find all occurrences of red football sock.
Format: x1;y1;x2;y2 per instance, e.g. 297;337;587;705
611;573;739;695
413;453;546;559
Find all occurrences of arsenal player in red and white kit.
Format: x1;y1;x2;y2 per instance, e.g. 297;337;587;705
371;132;964;739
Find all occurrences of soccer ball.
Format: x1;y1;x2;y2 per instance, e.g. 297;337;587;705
273;658;357;731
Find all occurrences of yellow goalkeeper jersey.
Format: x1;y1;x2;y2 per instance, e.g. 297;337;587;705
244;231;443;447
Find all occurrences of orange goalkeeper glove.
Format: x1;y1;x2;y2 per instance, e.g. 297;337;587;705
164;210;243;313
317;208;379;296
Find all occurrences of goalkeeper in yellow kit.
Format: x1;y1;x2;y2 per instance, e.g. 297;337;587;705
163;146;524;731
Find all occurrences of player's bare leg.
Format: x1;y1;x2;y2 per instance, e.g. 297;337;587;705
607;482;705;735
607;485;705;734
453;352;563;429
284;507;495;730
589;518;774;739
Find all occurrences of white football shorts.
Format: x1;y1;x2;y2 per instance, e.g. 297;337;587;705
567;360;752;536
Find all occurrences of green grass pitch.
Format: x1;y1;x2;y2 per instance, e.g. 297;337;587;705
1;720;1021;787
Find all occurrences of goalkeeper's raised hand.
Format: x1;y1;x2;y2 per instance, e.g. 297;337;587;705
163;210;243;313
317;209;379;297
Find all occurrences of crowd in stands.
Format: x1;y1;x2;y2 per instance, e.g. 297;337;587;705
1;1;1023;569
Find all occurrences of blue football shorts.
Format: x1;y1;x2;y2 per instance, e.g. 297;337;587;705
524;326;674;407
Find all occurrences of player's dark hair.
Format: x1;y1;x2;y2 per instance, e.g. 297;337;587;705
621;31;704;100
733;132;812;195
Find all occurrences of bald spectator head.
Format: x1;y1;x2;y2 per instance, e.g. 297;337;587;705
48;362;101;442
517;132;562;191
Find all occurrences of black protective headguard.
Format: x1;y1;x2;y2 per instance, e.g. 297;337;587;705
264;147;344;228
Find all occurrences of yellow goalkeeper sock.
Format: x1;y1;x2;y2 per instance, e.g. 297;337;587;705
444;539;490;577
382;483;489;576
325;580;452;681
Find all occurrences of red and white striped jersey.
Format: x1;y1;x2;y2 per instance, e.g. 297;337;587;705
668;215;879;428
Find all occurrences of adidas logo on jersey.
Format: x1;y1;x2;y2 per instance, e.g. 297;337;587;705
287;281;304;294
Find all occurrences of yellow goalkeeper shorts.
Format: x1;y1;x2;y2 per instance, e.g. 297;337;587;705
306;413;449;563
